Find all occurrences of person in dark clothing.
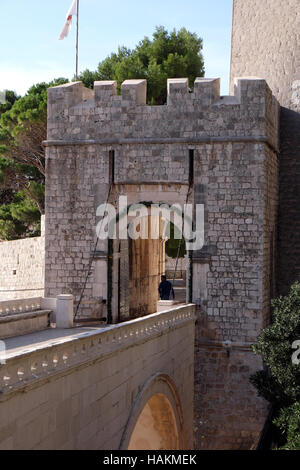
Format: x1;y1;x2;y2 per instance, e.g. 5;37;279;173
158;275;175;300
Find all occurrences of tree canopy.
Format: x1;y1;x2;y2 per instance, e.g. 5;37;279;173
0;26;204;240
165;222;186;259
78;26;204;104
0;78;67;239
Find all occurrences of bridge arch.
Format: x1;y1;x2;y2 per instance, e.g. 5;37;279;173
119;373;185;450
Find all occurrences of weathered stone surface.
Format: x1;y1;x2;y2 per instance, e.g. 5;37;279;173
0;217;45;301
231;0;300;296
0;305;195;450
277;108;300;294
43;76;279;449
230;0;300;111
0;1;296;449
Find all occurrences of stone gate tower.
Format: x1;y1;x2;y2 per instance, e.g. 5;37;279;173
231;0;300;295
43;1;287;450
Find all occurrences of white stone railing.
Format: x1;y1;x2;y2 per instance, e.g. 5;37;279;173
0;304;195;396
0;298;43;317
0;297;57;318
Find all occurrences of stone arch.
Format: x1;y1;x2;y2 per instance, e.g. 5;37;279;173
109;189;193;322
109;207;166;322
119;373;185;450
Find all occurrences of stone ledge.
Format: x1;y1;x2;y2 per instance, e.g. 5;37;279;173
43;135;279;154
0;310;51;340
0;304;195;398
48;77;270;109
0;310;51;324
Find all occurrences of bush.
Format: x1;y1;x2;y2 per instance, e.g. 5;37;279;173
251;282;300;449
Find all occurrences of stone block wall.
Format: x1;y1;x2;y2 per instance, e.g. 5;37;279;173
0;217;45;301
231;0;300;295
45;77;279;449
45;143;109;318
47;78;271;144
45;77;278;309
193;139;279;449
194;343;265;449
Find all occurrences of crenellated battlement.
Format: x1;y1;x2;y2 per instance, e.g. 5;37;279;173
48;76;270;108
46;77;279;147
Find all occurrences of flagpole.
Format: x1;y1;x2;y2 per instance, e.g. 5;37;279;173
76;0;79;80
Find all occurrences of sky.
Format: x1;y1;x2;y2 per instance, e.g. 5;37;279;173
0;0;233;97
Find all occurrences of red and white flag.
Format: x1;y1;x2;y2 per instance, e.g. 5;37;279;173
59;0;78;40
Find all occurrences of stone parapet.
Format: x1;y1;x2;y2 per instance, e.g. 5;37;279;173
0;297;43;317
0;297;52;339
46;77;279;152
0;304;195;398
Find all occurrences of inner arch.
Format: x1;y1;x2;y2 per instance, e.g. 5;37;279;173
128;393;180;450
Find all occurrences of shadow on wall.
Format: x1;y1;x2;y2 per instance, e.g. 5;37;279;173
277;107;300;295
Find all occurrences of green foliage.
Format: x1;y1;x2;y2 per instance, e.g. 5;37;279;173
274;403;300;450
0;186;42;240
251;283;300;405
165;222;186;259
0;90;20;115
74;69;100;89
251;282;300;449
0;78;67;239
78;26;204;104
0;78;68;160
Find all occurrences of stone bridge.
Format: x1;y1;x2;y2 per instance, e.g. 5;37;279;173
0;302;195;450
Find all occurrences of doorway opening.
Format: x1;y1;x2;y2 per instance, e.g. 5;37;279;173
110;206;190;323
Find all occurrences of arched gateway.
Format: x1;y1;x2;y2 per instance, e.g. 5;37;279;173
120;374;185;450
44;75;280;449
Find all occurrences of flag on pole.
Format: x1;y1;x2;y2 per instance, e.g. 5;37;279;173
59;0;78;40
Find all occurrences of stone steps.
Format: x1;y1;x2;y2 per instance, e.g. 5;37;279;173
170;278;185;287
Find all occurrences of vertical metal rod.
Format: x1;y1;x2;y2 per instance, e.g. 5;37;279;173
76;0;79;80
